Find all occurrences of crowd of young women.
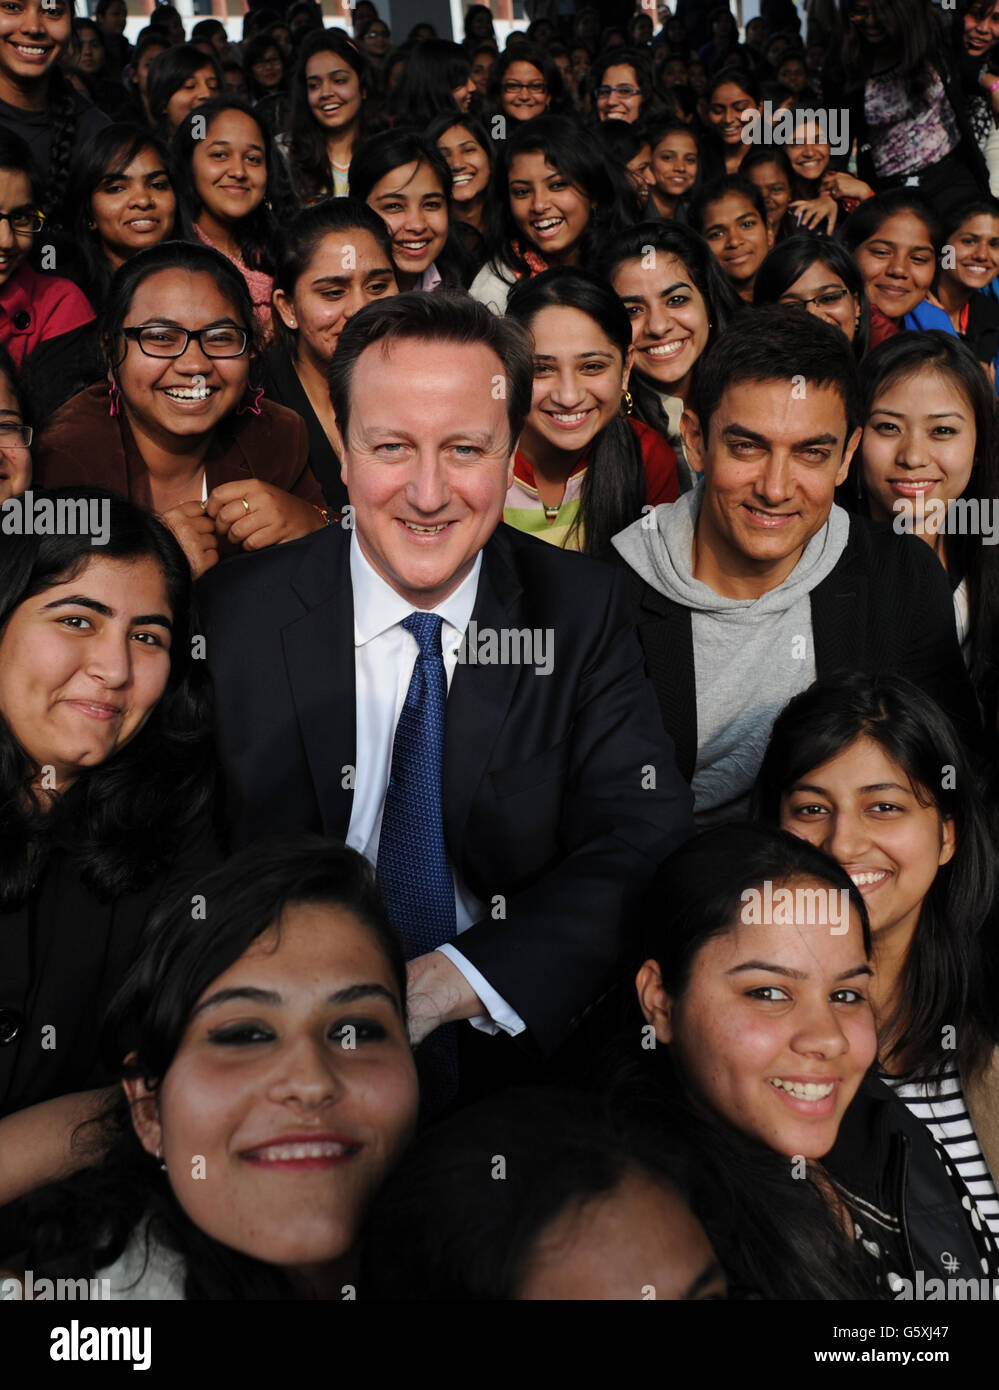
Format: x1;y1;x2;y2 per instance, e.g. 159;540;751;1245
1;0;999;1303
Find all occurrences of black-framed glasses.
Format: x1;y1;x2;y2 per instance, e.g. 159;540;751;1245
502;79;547;95
0;207;44;235
595;84;641;99
0;422;31;446
122;325;249;357
779;287;851;311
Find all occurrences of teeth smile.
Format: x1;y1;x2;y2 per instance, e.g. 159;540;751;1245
549;410;589;422
647;340;685;357
850;870;888;886
403;521;449;533
165;386;213;400
533;218;562;230
768;1078;835;1099
12;44;47;55
247;1141;352;1161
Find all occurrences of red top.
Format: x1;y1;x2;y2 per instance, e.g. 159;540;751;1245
514;417;680;505
869;304;901;349
0;261;95;367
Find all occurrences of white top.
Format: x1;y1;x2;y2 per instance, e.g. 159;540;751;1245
345;533;526;1038
468;260;517;315
97;1225;186;1300
954;576;971;661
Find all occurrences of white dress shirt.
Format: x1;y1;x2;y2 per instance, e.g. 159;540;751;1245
346;532;526;1037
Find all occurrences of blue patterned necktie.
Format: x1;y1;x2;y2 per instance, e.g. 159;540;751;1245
376;612;457;957
376;612;459;1114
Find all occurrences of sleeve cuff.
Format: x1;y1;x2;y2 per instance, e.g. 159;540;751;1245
436;945;527;1038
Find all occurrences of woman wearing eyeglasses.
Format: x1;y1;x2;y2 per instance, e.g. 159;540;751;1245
0;131;94;370
754;235;872;359
35;242;326;578
590;47;657;125
489;43;567;127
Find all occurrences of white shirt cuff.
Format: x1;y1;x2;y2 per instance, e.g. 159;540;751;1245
436;945;527;1037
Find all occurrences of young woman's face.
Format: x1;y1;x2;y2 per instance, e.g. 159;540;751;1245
0;167;37;287
223;65;248;99
306;50;363;132
777;56;807;93
612;252;710;394
642;881;877;1159
943;213;999;293
779;736;956;944
135;42;167;99
0;554;172;791
853;210;935;320
707;80;757;147
131;903;419;1278
77;25;104;75
700;192;772;291
777;261;860;343
273;228;396;367
861;368;977;526
366;159;448;278
90;145;177;266
570;46;590;82
626;142;655;204
651;131;698;201
0;0;71;87
0;369;30;502
362;22;390;59
100;0;128;36
518;1171;727;1301
521;303;631;460
746;160;791;230
470;48;494;96
595;62;643;123
451;72;476;113
787;124;830;184
963;0;999;57
250;43;283;92
501;59;549;122
192;109;267;227
164;62;221;133
116;268;251;443
435;124;490;204
508;150;593;263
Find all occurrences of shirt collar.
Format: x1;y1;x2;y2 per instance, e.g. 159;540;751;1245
350;530;482;647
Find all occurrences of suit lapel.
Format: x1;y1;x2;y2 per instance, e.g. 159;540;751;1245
443;531;523;848
283;529;356;837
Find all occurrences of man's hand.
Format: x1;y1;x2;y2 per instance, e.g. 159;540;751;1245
160;500;219;577
207;479;324;552
406;950;485;1045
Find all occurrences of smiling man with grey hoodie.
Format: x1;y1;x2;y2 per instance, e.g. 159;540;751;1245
613;306;979;825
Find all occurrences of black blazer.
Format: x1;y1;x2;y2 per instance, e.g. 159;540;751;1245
254;344;348;513
623;514;981;784
198;522;694;1056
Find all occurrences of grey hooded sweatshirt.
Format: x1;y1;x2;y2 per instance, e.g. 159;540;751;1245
613;485;851;824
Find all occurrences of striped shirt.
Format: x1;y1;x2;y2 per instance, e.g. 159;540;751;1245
883;1067;999;1236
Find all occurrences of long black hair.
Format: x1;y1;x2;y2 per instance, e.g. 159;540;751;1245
281;29;377;206
350;127;471;289
387;37;471;127
754;233;871;358
838;188;944;262
839;0;938;100
621;822;881;1300
0;487;214;907
172;97;288;274
146;43;223;136
754;674;999;1081
487;114;635;280
506;267;646;559
62;123;191;308
595;220;741;431
360;1086;714;1300
4;836;410;1299
852;332;999;725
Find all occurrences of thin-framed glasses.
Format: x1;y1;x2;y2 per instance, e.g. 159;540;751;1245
779;287;851;311
0;208;45;235
502;79;547;95
595;84;641;99
122;325;249;358
0;422;31;446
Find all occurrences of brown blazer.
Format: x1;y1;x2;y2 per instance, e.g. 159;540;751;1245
35;382;323;558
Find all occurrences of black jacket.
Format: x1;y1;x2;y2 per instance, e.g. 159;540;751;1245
254;343;347;513
622;514;980;785
198;521;694;1057
827;1074;993;1289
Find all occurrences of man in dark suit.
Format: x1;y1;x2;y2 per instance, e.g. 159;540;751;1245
199;292;692;1088
612;306;979;826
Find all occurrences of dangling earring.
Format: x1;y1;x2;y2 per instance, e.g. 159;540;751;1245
621;389;634;416
108;379;121;417
155;1145;167;1174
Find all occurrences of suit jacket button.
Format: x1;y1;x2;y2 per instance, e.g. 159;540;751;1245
0;1007;23;1044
